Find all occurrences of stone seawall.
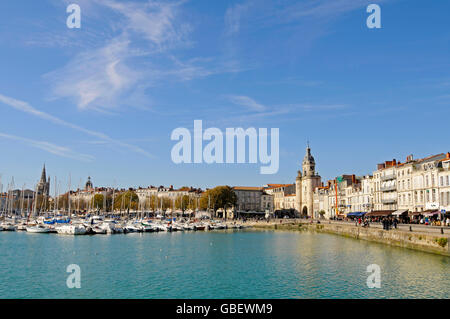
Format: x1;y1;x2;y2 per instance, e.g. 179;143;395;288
252;222;450;256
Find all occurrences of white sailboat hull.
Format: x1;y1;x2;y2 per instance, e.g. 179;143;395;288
56;225;87;235
26;226;51;233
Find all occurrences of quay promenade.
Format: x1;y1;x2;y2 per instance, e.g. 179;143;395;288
243;218;450;235
246;218;450;256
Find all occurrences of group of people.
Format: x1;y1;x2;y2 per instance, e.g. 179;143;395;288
418;217;450;226
355;217;370;228
354;216;399;230
381;217;398;230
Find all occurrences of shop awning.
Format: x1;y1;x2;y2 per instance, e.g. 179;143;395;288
409;210;439;217
392;209;408;216
347;212;366;217
366;210;394;217
424;210;440;217
409;212;423;217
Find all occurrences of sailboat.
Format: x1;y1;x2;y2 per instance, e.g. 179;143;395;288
26;224;51;233
56;224;87;235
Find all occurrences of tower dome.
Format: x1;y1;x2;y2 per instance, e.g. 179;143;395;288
302;145;316;176
303;146;315;165
85;176;93;190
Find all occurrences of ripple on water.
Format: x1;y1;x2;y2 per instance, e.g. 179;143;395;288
0;231;449;299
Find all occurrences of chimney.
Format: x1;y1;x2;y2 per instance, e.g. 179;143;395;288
447;152;450;159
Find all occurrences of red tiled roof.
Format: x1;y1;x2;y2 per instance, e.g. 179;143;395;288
233;186;264;191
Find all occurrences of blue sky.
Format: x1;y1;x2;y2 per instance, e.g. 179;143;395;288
0;0;449;191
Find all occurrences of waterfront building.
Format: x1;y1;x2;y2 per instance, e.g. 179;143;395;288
295;145;322;217
233;186;265;212
283;194;296;210
305;151;449;220
409;153;447;213
135;186;158;203
136;185;202;207
313;185;330;219
269;184;295;211
373;159;398;211
261;193;274;214
395;156;414;213
69;177;113;210
438;154;450;213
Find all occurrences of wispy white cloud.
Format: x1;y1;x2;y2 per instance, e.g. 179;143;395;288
100;0;191;50
225;2;252;36
0;132;94;162
45;0;239;112
45;38;141;111
0;93;154;159
227;95;266;112
43;0;189;112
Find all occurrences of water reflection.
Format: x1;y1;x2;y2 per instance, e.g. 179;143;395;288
0;231;448;299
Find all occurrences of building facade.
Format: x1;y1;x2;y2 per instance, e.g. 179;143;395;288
309;152;450;220
295;145;322;217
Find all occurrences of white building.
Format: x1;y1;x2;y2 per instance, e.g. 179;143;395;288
307;151;449;220
438;154;450;213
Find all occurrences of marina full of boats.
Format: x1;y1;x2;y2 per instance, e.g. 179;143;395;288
0;215;248;235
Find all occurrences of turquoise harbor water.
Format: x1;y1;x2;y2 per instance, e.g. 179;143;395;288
0;230;449;299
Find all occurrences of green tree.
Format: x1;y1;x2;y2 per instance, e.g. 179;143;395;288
113;191;139;211
199;186;237;213
57;193;69;210
93;194;104;210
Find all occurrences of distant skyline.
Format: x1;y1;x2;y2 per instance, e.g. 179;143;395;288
0;0;449;190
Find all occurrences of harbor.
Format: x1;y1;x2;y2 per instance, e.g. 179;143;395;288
0;229;449;299
0;214;247;235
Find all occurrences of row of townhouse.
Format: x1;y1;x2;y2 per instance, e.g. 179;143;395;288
266;184;295;211
312;152;450;219
68;177;202;208
69;177;113;205
135;185;203;204
373;153;450;213
313;175;373;219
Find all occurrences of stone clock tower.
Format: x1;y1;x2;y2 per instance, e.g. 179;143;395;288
295;145;321;217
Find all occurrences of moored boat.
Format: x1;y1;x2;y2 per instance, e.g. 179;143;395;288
0;223;17;231
26;225;51;233
56;224;87;235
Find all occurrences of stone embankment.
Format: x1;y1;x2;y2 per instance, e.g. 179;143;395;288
251;221;450;256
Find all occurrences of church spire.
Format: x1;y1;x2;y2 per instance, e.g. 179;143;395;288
40;164;46;183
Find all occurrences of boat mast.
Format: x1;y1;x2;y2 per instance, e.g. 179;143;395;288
68;174;71;218
30;183;37;222
77;179;81;215
112;187;115;217
54;176;57;215
20;184;25;218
